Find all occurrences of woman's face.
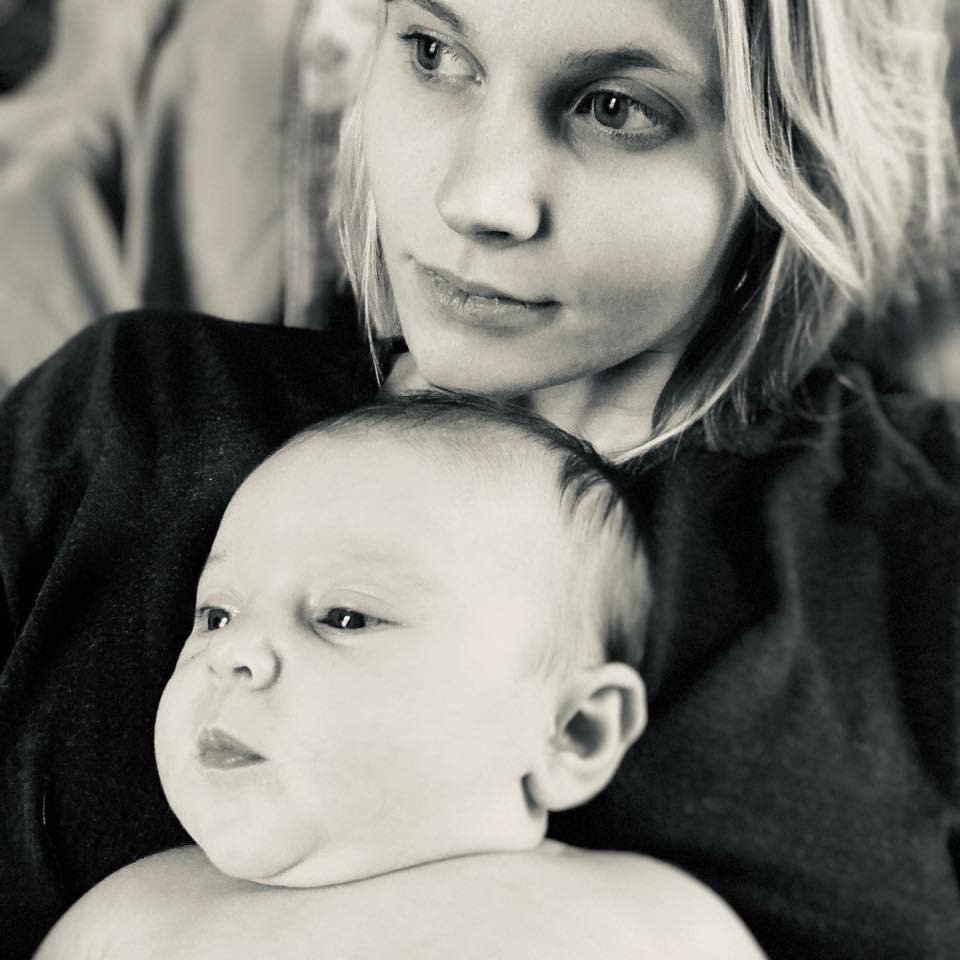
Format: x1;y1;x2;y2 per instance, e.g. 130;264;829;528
363;0;746;396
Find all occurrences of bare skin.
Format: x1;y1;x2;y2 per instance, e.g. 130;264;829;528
35;843;765;960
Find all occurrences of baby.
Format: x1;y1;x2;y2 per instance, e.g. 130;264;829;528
36;394;763;959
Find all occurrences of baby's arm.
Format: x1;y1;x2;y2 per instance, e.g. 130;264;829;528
36;843;764;960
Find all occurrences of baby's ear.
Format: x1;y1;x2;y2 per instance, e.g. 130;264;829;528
525;662;647;812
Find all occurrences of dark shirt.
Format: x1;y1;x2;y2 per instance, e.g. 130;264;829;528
1;312;958;959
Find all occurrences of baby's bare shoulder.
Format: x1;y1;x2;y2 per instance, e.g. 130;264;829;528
33;846;234;960
34;844;764;960
395;843;764;959
523;843;766;958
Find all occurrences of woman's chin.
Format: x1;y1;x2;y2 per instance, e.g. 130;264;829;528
395;345;539;400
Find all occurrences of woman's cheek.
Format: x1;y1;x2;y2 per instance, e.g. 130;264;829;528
367;115;442;256
572;164;738;318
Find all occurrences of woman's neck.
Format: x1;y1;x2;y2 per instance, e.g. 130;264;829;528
521;350;680;457
381;349;680;458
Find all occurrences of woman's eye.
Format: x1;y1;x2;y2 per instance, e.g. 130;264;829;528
317;608;385;631
583;92;633;130
399;31;478;83
572;90;676;142
196;607;231;632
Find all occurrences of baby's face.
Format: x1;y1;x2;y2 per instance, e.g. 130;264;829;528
155;430;575;886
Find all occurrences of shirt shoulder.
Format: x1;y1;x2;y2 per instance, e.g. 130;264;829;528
1;309;375;473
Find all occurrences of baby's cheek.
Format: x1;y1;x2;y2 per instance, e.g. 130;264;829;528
174;633;208;669
154;670;198;802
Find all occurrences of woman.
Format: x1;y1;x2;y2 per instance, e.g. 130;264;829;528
0;0;957;957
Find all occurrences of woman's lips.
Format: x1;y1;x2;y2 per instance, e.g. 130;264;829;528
414;262;560;330
196;727;266;770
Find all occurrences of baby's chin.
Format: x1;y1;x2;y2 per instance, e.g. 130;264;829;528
206;842;446;889
201;848;397;889
176;785;550;888
198;828;547;889
196;830;329;888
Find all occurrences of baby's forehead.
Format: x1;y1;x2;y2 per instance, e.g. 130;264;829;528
233;423;573;542
210;424;590;615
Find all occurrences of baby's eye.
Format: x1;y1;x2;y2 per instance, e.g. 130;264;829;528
571;89;677;144
399;30;479;84
196;606;231;632
316;608;387;631
413;34;444;71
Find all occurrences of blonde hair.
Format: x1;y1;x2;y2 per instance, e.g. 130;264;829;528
333;0;959;454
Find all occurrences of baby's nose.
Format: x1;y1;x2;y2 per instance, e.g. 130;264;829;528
207;630;280;690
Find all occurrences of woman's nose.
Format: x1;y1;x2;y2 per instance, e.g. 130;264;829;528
206;628;280;690
435;97;549;244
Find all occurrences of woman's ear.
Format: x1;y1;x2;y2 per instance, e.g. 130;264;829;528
525;662;647;813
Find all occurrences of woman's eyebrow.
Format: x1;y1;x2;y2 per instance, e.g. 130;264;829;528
387;0;467;36
562;46;722;111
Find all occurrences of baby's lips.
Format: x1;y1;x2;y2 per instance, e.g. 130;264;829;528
196;725;267;767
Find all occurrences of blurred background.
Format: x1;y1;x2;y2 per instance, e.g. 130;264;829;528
0;0;956;398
